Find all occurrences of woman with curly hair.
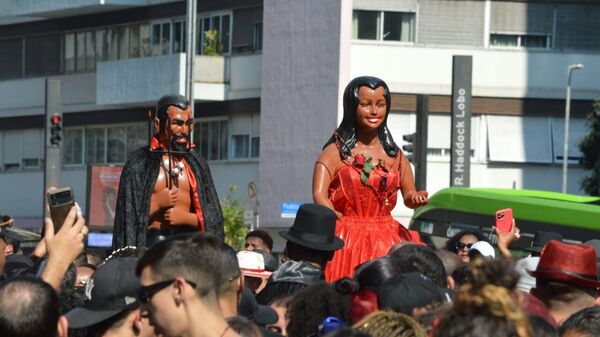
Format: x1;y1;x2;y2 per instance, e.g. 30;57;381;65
353;311;428;337
444;230;489;263
434;258;532;337
286;281;351;337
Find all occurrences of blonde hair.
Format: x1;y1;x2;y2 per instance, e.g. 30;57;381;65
436;258;532;337
353;311;428;337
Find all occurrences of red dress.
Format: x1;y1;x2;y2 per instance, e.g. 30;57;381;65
324;159;414;282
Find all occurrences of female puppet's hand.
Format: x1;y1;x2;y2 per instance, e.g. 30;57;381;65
404;191;428;209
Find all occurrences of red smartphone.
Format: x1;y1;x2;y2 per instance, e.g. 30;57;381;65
495;208;513;233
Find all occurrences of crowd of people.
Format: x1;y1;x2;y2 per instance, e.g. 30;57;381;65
0;78;598;337
0;202;599;337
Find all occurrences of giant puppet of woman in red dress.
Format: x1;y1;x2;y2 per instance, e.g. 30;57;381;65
313;76;428;282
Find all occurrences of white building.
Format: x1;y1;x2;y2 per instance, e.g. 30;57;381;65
0;0;598;234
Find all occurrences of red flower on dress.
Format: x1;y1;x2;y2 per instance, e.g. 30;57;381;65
355;154;367;166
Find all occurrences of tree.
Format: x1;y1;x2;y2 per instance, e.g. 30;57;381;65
221;184;248;250
578;99;600;196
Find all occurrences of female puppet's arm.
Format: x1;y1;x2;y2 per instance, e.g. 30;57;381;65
313;145;343;218
397;153;428;209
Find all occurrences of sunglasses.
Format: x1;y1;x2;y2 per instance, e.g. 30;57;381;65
456;242;474;250
137;279;197;304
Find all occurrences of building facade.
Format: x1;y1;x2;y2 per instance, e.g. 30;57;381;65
0;0;598;231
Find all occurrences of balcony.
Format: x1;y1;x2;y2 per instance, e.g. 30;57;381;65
350;42;600;100
97;53;262;105
9;0;146;18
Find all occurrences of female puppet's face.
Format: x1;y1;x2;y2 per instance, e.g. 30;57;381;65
355;86;387;133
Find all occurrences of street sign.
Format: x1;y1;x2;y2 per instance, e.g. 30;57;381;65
280;201;302;218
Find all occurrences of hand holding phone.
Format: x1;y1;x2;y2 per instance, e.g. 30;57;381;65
495;208;513;233
47;187;75;233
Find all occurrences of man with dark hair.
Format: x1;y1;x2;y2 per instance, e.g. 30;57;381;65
135;233;240;337
0;277;67;337
390;244;449;289
245;230;274;253
530;240;600;325
256;204;344;305
112;94;223;249
559;306;600;337
66;257;156;337
435;249;466;290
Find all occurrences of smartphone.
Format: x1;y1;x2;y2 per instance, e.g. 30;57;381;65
47;187;75;232
495;208;513;233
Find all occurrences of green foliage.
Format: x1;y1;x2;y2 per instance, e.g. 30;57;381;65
203;29;223;56
221;184;248;250
578;99;600;196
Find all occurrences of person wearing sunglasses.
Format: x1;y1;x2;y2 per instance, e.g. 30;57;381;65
135;233;241;337
66;257;157;337
444;230;488;263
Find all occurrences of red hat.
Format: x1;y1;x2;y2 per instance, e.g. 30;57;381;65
527;240;600;290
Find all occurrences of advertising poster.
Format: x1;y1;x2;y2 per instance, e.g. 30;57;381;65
87;165;123;228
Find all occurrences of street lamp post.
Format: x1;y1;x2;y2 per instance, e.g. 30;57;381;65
562;63;584;194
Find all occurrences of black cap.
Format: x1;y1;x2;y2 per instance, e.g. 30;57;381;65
378;272;451;315
254;249;279;272
528;231;562;254
238;287;279;326
66;257;140;329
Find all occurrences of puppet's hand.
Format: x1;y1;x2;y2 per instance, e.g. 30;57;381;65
155;187;178;209
404;191;428;209
164;207;197;226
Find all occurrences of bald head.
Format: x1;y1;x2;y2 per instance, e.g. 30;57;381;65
0;278;61;337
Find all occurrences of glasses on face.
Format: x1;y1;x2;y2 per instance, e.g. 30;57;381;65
456;242;474;250
137;279;197;304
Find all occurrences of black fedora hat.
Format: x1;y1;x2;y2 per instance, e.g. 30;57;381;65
528;231;562;254
279;204;344;252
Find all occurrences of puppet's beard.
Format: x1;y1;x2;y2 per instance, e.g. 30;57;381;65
170;134;189;152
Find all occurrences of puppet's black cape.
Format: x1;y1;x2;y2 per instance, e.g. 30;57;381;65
111;147;224;250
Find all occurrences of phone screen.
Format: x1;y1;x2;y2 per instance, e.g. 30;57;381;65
50;190;73;205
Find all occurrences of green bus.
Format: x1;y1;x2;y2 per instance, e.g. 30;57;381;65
409;187;600;250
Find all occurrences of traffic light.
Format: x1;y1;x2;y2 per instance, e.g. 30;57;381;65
49;114;62;146
402;132;416;163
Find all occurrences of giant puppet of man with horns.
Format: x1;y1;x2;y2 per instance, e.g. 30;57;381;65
112;95;224;250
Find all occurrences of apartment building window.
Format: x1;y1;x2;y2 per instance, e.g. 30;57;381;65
232;135;249;158
352;10;415;42
64;128;84;165
3;131;21;171
253;22;263;51
0;38;23;79
1;129;43;171
194;120;228;160
230;114;260;160
198;13;232;55
65;23;151;73
251;136;260;158
21;129;42;168
487;116;553;163
490;33;551;49
25;34;61;76
62;124;148;166
152;22;171;56
173;20;187;53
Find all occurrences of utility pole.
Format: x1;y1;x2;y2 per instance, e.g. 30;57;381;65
562;63;584;193
415;94;429;190
185;0;197;118
43;79;62;218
